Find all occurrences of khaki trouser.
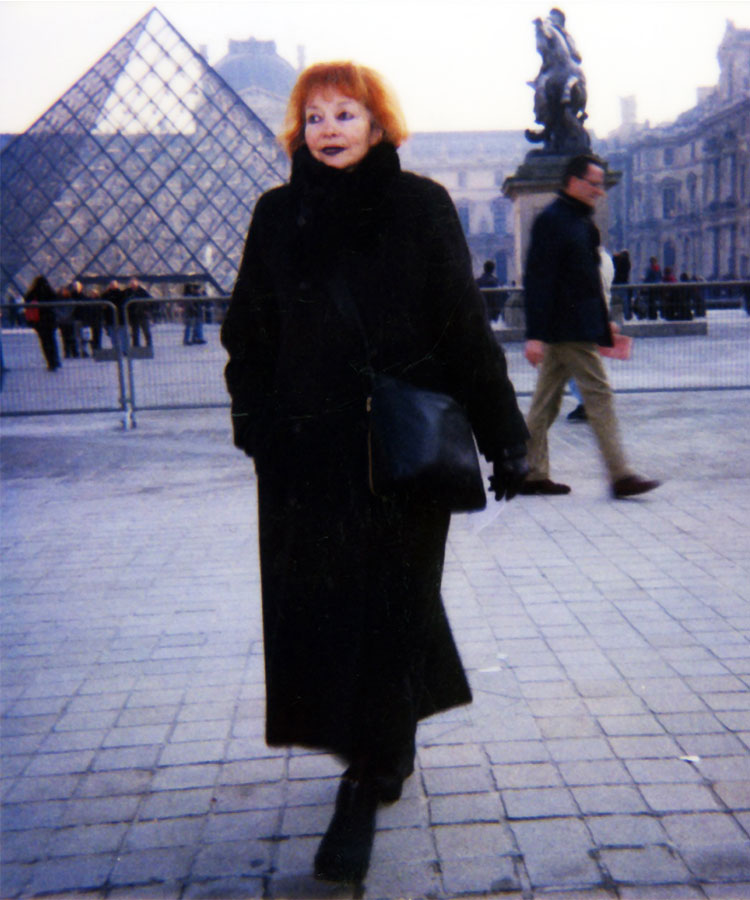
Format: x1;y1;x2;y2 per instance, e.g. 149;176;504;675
526;342;632;484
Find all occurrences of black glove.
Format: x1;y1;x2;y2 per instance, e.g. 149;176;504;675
489;444;529;502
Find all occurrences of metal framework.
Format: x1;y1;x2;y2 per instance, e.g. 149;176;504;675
0;7;289;299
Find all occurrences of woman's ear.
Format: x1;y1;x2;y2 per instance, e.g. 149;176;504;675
369;123;384;147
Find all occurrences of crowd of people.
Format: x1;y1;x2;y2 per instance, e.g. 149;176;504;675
15;277;213;370
632;255;707;320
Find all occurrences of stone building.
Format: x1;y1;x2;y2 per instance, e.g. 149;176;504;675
604;21;750;282
399;131;528;282
400;131;528;283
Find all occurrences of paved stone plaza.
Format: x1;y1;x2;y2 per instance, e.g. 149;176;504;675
1;385;750;898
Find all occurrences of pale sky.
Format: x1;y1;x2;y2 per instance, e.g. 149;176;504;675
0;0;748;139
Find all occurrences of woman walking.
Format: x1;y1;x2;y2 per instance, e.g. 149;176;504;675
221;61;529;883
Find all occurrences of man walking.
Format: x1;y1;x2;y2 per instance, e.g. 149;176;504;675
521;154;660;499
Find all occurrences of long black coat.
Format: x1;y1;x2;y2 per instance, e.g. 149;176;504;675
221;144;527;763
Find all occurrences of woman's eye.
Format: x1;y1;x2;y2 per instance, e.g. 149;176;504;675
337;111;353;121
306;113;320;125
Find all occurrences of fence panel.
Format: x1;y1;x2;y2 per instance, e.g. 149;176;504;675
124;297;230;412
0;301;126;417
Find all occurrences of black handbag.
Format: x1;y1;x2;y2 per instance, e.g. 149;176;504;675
329;272;486;512
367;372;487;512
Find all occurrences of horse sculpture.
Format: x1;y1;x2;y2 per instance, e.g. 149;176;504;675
526;11;591;154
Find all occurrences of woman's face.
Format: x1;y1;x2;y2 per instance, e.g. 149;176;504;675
304;87;382;170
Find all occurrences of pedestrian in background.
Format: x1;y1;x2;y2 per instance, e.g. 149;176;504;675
80;286;104;356
221;60;528;884
476;259;504;321
57;284;79;359
103;280;129;356
643;255;662;319
24;275;61;371
613;249;631;319
182;282;207;345
521;154;660;499
125;278;153;349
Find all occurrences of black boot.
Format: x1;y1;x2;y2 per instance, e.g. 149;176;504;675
314;775;378;883
372;743;415;804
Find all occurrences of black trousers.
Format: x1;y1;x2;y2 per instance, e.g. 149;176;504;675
36;327;61;369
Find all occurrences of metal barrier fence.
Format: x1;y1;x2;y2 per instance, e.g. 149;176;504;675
490;280;750;396
0;298;229;426
1;284;749;425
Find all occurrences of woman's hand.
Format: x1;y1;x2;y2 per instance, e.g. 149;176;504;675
489;446;530;502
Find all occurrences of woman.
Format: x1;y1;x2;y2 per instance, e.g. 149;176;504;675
25;275;61;371
221;62;529;883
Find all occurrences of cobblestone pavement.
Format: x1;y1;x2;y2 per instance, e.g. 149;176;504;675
1;389;749;899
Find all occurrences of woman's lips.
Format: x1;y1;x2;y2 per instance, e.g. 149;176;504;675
322;147;344;155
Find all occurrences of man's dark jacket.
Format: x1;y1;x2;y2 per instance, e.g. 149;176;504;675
524;192;612;346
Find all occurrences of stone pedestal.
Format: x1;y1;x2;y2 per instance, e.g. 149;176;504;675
502;153;620;283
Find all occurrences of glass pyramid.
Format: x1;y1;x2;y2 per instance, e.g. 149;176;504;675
0;7;289;297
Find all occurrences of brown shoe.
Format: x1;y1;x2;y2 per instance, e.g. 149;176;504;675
612;475;661;499
519;478;571;495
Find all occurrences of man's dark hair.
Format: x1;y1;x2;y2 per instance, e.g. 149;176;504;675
483;260;495;274
562;154;605;187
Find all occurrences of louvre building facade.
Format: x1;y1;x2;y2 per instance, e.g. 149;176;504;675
605;21;750;282
0;8;289;299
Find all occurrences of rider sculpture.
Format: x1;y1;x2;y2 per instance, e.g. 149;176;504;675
526;8;591;154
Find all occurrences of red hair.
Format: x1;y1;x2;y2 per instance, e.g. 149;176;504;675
279;61;408;158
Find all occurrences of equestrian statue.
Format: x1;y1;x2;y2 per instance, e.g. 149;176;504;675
526;8;591;154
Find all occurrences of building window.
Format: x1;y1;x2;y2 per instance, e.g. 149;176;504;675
634;182;643;219
663;186;677;218
712;159;720;203
728;224;737;277
663;240;676;269
457;171;467;188
727;154;738;201
492;199;508;235
494;252;508;284
457;203;470;234
687;172;698;211
664;147;675;165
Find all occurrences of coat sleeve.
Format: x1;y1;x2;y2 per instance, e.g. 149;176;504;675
523;209;560;342
220;192;280;456
423;182;528;459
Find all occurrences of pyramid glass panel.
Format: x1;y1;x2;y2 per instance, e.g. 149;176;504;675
1;7;289;297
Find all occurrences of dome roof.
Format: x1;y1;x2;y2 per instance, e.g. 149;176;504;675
214;39;296;99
